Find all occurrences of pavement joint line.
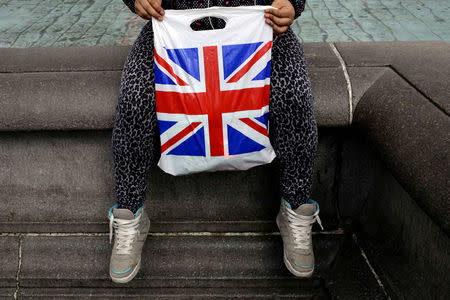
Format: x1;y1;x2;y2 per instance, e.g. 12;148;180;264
329;42;353;124
353;233;390;300
0;229;344;237
13;234;23;300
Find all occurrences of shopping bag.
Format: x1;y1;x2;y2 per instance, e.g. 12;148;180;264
152;6;276;175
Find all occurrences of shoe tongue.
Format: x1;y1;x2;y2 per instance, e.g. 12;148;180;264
294;203;316;216
113;208;134;220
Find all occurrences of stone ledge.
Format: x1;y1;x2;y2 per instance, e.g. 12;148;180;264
2;42;447;131
0;42;348;131
335;41;450;115
352;68;450;233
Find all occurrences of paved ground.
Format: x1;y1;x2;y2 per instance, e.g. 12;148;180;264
0;0;448;48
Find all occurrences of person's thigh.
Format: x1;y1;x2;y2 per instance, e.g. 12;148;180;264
113;21;159;157
269;27;319;205
112;21;159;210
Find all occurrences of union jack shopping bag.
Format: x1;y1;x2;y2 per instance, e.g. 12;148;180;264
152;6;276;175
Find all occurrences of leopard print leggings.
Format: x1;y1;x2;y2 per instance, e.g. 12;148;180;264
113;0;318;213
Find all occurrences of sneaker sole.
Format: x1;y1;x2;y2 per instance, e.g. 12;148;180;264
276;214;314;278
283;250;314;278
110;256;141;284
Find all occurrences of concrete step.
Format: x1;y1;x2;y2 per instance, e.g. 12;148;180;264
2;233;387;299
0;128;340;233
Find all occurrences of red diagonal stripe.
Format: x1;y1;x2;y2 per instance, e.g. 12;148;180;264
160;122;201;153
227;41;272;83
154;49;188;86
240;118;268;137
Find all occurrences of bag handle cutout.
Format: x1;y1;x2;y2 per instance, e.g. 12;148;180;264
190;16;227;31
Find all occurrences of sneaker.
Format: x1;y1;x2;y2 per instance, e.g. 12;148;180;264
108;204;150;283
276;198;323;278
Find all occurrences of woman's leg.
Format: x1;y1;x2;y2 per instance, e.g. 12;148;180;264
112;21;159;214
269;28;319;210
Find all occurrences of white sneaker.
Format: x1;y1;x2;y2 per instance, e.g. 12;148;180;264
108;204;150;283
276;198;323;278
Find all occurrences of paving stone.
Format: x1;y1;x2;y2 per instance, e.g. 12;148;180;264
352;68;450;233
309;67;349;126
0;128;337;233
335;41;450;114
0;237;19;287
1;0;449;47
19;234;342;287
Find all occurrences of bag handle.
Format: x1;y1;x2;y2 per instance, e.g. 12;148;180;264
164;6;275;32
185;12;234;31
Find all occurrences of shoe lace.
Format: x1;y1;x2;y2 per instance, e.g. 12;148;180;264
109;213;141;255
284;202;324;250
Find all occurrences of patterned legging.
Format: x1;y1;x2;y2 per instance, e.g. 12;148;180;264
112;0;318;213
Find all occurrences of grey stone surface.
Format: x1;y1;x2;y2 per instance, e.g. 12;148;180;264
0;43;341;73
0;71;120;131
302;42;341;67
324;234;387;300
0;46;130;73
0;129;337;233
337;129;377;219
309;67;349;126
353;68;450;233
19;235;342;287
335;41;450;114
338;125;449;297
355;143;450;299
346;67;388;112
0;289;15;298
18;286;323;299
15;234;385;297
0;237;19;287
0;45;350;131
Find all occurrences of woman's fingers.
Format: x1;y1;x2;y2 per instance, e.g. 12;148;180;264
135;0;164;21
146;0;165;18
264;6;292;19
265;13;292;27
265;18;289;35
140;0;163;21
135;1;151;20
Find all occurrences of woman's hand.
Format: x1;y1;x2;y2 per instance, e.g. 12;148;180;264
134;0;165;21
265;0;295;35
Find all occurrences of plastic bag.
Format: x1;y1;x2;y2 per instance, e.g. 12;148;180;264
152;6;276;175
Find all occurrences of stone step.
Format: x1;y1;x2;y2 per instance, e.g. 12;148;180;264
2;233;386;299
0;128;340;233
